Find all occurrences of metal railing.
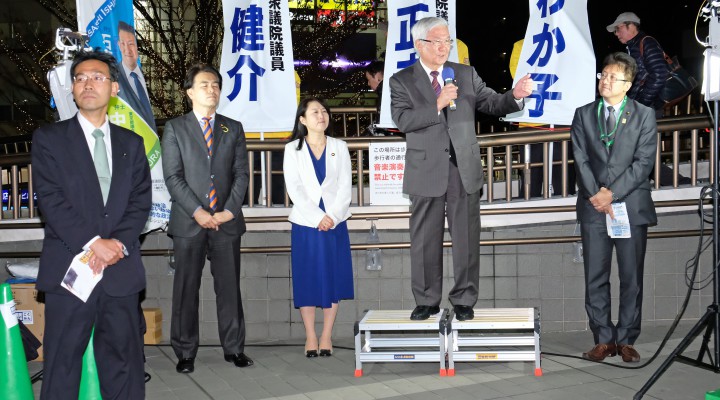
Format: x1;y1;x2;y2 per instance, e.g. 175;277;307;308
0;111;713;220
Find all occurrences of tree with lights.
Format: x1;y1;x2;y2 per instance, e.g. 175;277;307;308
0;0;379;134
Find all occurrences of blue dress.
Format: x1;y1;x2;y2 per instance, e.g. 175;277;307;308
291;147;354;308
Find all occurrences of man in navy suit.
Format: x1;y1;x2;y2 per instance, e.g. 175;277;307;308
162;63;252;373
32;50;151;399
572;52;657;363
116;20;156;132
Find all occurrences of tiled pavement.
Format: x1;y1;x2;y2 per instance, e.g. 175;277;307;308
27;322;720;399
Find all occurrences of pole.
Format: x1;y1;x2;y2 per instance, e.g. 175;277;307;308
634;100;720;399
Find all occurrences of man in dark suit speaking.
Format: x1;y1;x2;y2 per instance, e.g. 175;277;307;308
571;52;657;363
389;17;533;321
162;63;252;373
32;50;151;399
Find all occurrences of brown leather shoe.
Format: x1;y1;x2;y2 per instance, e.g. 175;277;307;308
582;343;617;361
617;344;641;362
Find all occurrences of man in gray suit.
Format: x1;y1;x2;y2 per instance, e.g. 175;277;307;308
571;52;657;363
162;63;252;373
389;17;533;321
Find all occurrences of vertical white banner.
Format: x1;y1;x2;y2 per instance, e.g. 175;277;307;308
76;0;170;232
504;0;595;125
378;0;457;128
217;0;296;132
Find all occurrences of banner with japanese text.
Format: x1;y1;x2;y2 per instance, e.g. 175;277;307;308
76;0;171;232
378;0;458;128
503;0;595;126
369;142;411;205
217;0;297;132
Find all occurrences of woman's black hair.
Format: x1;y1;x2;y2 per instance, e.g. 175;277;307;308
290;97;333;151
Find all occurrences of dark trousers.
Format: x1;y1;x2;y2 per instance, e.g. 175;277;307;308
41;288;145;400
409;161;480;307
581;222;648;345
170;229;245;359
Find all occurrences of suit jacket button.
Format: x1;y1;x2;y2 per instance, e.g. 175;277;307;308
205;194;209;198
104;213;108;218
445;148;449;152
211;174;215;179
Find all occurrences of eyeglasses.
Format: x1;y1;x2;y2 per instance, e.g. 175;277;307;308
597;73;630;83
73;73;112;84
419;38;454;48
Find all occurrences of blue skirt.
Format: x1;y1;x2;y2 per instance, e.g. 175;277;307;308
291;221;354;308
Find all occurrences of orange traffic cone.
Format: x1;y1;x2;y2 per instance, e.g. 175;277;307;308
79;327;101;399
0;282;34;400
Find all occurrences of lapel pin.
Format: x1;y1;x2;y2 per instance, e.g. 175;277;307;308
621;118;627;124
221;124;229;133
123;152;128;158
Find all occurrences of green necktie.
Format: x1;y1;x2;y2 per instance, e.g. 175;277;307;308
92;129;111;204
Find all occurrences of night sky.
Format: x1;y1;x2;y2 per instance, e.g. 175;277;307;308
455;1;708;93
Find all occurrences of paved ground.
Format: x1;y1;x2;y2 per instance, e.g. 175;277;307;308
27;321;720;400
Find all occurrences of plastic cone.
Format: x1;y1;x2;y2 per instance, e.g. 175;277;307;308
0;282;34;400
78;327;101;400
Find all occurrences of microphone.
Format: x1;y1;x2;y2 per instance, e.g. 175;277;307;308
442;67;456;111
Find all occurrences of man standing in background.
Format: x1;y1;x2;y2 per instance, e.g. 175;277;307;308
162;63;252;374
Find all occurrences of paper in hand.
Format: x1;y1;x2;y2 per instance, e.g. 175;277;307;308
61;250;103;302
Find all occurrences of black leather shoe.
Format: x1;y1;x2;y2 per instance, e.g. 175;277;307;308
410;305;440;320
225;352;254;367
453;305;474;321
176;358;194;373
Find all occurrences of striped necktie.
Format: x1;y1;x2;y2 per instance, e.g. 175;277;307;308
430;71;441;97
202;117;217;211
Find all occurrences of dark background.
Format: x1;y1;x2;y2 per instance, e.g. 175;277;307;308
455;1;708;94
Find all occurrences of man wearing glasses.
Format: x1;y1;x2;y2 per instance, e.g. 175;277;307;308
390;17;533;321
571;52;657;364
32;50;151;398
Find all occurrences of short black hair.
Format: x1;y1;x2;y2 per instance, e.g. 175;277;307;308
117;20;135;35
70;50;120;82
183;63;222;91
364;60;384;76
602;52;638;82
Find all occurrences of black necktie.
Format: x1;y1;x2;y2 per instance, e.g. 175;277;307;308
605;106;616;150
130;71;153;118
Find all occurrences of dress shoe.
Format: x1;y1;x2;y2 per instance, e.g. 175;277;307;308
224;353;254;367
176;358;195;373
582;343;617;362
410;305;440;320
617;344;641;363
305;349;319;358
319;349;333;357
453;305;474;321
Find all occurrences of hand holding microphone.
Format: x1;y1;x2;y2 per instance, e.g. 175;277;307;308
441;67;457;111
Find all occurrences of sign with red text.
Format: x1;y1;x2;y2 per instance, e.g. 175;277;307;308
369;142;411;205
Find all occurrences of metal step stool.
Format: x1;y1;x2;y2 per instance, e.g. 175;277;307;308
354;309;449;377
447;307;542;377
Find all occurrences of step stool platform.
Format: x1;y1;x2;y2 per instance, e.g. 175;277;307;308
447;308;541;376
354;309;448;377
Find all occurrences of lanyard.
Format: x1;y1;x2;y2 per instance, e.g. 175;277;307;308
597;97;627;148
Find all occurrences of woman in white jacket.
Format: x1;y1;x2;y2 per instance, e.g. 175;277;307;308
283;97;354;358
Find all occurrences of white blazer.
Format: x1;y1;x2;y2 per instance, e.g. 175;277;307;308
283;136;352;228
